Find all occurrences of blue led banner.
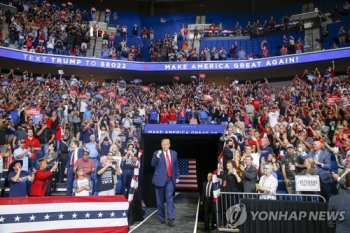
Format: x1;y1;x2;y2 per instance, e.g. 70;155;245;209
143;124;226;134
0;47;349;71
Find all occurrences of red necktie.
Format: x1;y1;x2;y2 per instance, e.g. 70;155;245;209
165;151;172;177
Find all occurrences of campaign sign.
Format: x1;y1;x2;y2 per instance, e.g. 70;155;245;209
26;107;40;116
1;47;350;71
327;94;341;105
295;175;320;192
144;124;226;135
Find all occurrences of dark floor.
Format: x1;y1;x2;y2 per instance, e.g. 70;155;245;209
131;192;204;233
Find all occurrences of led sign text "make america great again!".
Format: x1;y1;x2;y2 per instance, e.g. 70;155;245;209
0;47;349;71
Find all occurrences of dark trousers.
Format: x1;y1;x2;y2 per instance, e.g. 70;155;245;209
73;123;80;137
320;181;331;202
66;166;74;196
204;198;215;229
45;169;54;196
155;177;175;221
59;158;68;183
122;169;134;197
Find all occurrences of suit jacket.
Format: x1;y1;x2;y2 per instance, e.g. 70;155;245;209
59;140;69;160
29;169;53;197
222;147;234;171
66;149;84;169
200;181;214;202
337;168;350;190
307;149;332;183
151;149;179;187
328;189;350;232
242;165;258;192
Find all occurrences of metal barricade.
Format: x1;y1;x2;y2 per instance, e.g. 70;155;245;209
216;192;326;232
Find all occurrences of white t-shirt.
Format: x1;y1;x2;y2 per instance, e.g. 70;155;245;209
63;105;68;117
80;101;87;113
268;111;280;128
75;178;90;196
138;108;145;116
112;128;121;141
251;152;261;169
122;118;131;129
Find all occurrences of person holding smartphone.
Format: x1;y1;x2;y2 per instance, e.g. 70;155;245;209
13;140;32;172
29;158;58;197
43;143;58;195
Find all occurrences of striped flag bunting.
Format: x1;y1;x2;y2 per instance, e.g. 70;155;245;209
0;196;129;233
127;149;143;203
212;174;221;202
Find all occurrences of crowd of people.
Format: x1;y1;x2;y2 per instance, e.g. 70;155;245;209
0;1;93;56
0;59;348;201
203;15;304;38
208;61;350;204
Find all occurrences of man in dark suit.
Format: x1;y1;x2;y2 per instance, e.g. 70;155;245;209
58;134;69;183
200;172;215;231
307;140;332;201
239;155;258;192
151;139;179;227
328;172;350;232
331;156;350;194
64;140;83;196
222;140;234;172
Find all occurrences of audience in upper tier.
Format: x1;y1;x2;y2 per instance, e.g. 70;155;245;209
0;1;349;61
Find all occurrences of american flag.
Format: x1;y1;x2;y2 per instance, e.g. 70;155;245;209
213;149;223;202
176;159;198;190
0;196;129;233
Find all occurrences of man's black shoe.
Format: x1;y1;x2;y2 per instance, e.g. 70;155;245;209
168;219;175;227
160;220;165;224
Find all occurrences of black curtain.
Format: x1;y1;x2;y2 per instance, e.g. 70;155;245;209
140;134;221;208
239;199;335;233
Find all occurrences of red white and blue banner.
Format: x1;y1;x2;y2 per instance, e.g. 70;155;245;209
176;158;198;190
0;196;129;233
212;174;221;202
128;149;143;203
143;124;226;134
0;47;349;71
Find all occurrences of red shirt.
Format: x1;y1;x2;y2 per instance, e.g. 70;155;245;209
29;169;53;197
55;126;62;140
168;110;177;121
296;43;302;50
46;118;53;129
252;100;260;111
159;111;169;123
74;158;95;179
183;29;188;35
23;137;41;160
